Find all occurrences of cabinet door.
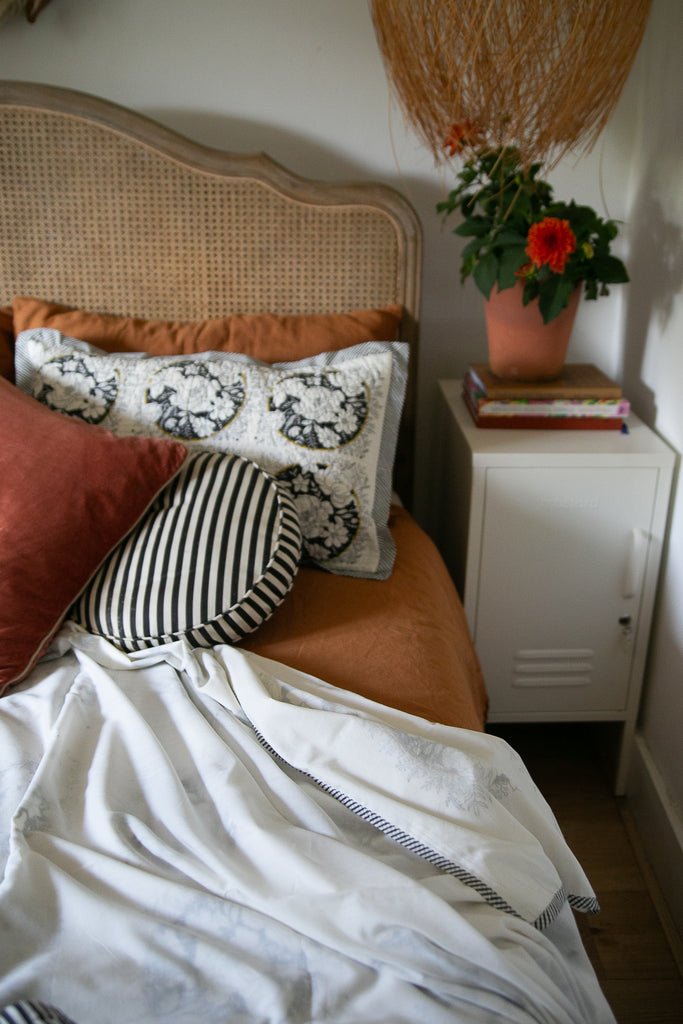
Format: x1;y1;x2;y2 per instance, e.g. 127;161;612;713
473;465;659;715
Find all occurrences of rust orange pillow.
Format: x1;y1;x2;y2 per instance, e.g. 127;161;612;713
11;297;403;362
0;378;188;695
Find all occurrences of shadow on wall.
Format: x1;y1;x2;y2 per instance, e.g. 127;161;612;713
144;106;424;191
619;0;683;430
622;181;683;425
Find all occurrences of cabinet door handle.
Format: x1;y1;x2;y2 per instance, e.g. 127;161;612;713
623;527;648;598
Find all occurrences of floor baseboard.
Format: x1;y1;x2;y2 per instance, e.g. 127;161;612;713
626;732;683;958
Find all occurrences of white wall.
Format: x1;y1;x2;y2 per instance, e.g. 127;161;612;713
1;0;680;929
617;0;683;936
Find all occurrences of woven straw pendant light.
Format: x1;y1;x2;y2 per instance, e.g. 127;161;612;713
370;0;652;168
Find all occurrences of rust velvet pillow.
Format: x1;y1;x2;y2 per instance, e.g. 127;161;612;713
0;378;188;695
11;297;403;362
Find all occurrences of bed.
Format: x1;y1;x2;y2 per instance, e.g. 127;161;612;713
0;82;616;1024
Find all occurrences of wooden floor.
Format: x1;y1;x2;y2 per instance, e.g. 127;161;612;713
488;723;683;1024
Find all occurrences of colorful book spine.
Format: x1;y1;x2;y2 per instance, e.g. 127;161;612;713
463;371;630;420
461;381;627;431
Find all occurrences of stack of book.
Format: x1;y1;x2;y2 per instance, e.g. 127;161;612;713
462;363;630;430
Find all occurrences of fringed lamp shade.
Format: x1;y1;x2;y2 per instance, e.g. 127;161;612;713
370;0;652;168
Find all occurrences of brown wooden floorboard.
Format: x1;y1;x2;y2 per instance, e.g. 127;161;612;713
487;723;683;1024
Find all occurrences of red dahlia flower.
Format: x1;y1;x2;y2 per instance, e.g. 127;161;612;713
526;217;576;274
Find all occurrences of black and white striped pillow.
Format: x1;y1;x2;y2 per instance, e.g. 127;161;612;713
70;451;302;650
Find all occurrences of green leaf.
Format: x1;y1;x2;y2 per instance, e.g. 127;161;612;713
538;276;574;324
509;189;531;219
454;217;491;238
473;251;499;298
461;237;483;259
521;280;539;305
591;254;629;284
604;220;620;242
496;245;528;289
493;229;528;248
460;251;477;282
562;203;599;236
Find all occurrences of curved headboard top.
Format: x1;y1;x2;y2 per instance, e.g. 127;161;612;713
0;81;421;322
0;81;422;502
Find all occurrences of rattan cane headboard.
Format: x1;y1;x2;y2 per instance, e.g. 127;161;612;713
0;81;422;501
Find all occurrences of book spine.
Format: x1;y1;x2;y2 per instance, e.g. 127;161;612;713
462;388;625;430
466;364;623;400
474;398;630;418
463;373;629;418
470;414;625;430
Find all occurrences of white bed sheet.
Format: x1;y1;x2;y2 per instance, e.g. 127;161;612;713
0;625;615;1024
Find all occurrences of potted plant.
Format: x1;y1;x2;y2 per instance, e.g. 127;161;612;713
437;124;629;379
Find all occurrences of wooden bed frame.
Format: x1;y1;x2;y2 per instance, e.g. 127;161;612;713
0;81;422;503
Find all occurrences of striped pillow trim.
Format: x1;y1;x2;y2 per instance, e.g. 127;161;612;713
0;1004;77;1024
71;451;302;650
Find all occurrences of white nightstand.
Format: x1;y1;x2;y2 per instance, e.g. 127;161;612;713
437;379;675;793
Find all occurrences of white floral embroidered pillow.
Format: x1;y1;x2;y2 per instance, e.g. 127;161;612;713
15;330;408;579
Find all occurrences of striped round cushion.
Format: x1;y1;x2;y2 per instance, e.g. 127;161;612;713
71;451;302;650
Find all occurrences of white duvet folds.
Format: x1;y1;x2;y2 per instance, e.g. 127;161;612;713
0;625;615;1024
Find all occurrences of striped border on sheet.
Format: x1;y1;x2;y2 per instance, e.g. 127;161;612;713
567;892;601;915
72;451;302;649
535;891;600;929
251;726;600;929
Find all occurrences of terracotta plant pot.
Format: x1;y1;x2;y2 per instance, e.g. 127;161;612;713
484;281;582;381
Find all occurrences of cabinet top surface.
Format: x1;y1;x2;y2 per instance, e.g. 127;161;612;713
439;379;676;464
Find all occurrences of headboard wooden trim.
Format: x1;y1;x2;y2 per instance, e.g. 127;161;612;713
0;81;422;502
